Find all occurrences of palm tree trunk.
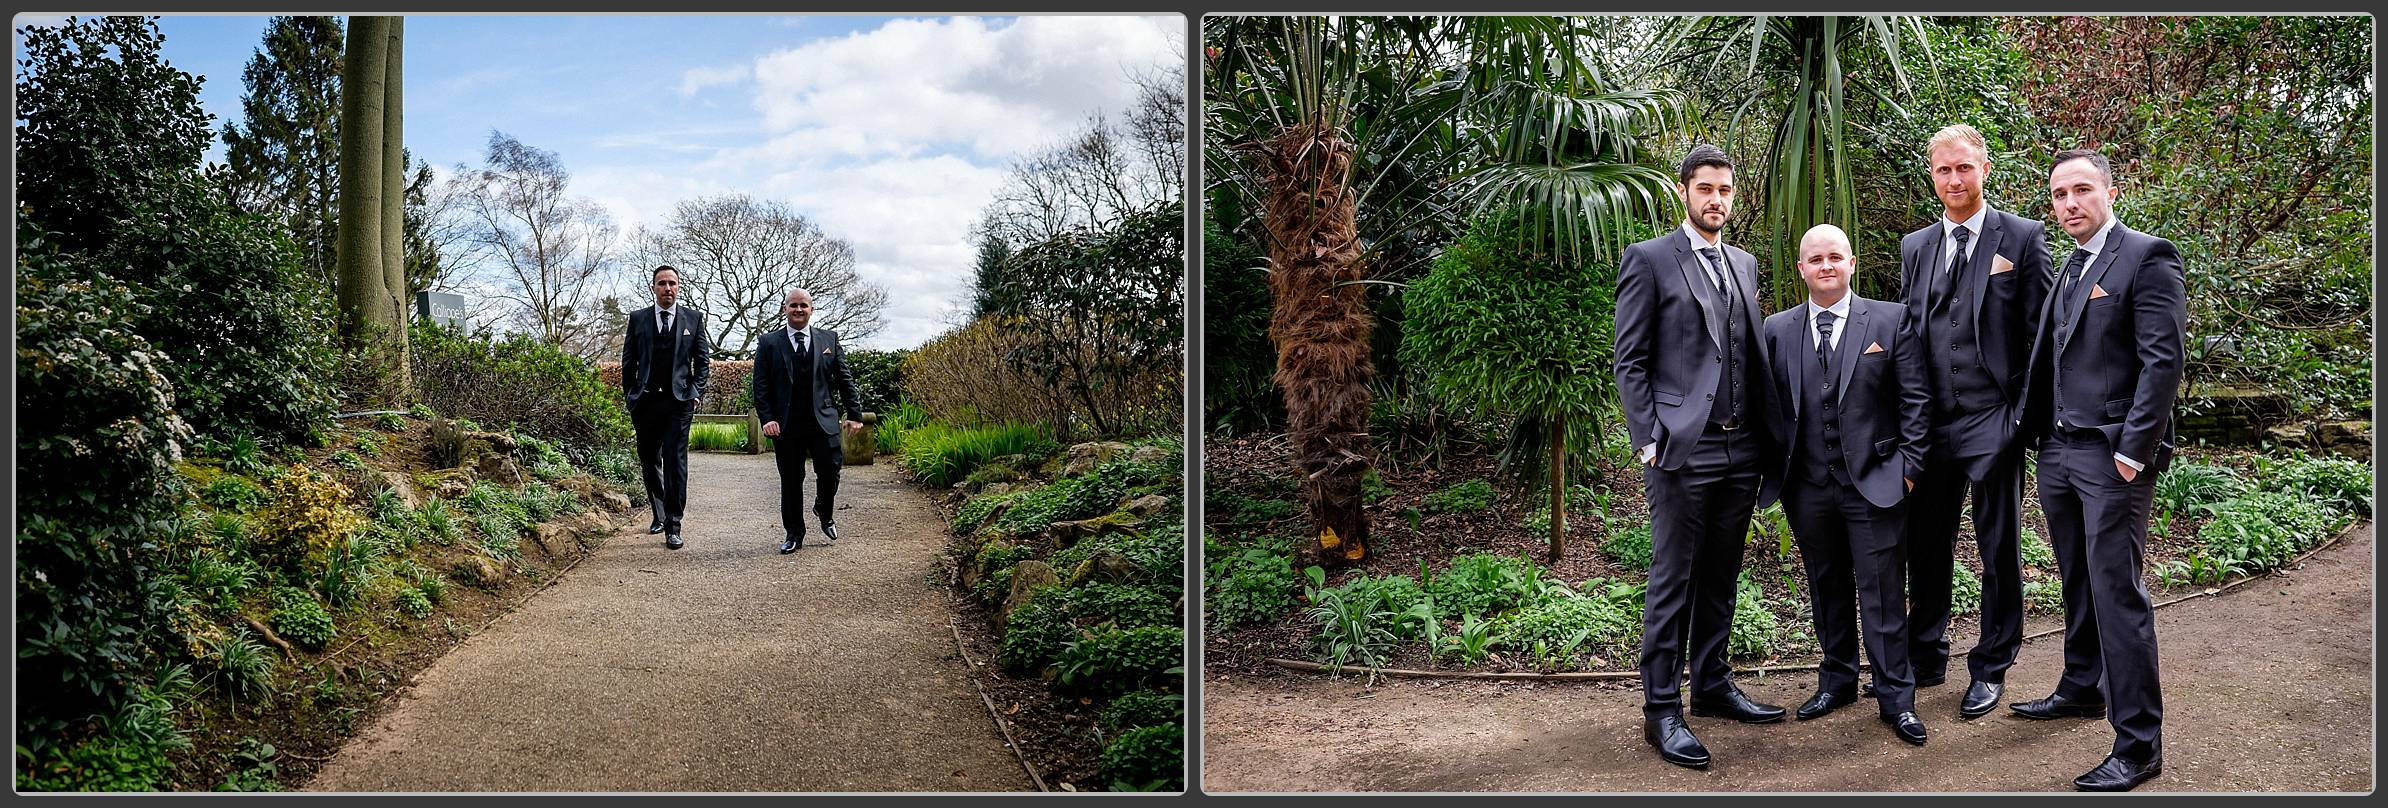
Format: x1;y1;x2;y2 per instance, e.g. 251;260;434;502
1548;412;1566;563
1259;118;1375;567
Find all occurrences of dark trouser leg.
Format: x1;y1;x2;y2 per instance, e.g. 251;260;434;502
663;400;692;532
634;396;670;517
1902;454;1967;681
2038;438;2105;703
1848;494;1915;715
1786;478;1860;699
809;427;843;525
775;430;809;541
1966;453;2025;684
1638;427;1758;717
2061;435;2164;762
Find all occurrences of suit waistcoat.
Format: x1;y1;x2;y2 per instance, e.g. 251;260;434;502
647;315;677;393
1924;265;2001;417
1712;276;1759;427
1795;349;1851;485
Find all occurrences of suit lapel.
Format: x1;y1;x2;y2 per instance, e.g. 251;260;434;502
1675;233;1723;350
2057;225;2127;359
1834;299;1866;404
1783;313;1804;419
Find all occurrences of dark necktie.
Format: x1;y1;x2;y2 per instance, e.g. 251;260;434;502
1946;225;1971;282
2059;247;2090;305
1698;246;1727;292
1816;310;1838;380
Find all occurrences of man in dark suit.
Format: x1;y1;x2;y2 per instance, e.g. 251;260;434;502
1755;224;1933;745
2009;149;2183;792
752;288;863;554
1894;124;2053;720
621;265;711;550
1614;144;1784;770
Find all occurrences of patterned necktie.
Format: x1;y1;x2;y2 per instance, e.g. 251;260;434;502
1816;310;1837;371
2059;248;2090;307
1698;246;1728;292
1946;225;1971;282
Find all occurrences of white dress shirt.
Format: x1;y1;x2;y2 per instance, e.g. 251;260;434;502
1939;204;1990;273
1806;293;1853;351
654;303;680;335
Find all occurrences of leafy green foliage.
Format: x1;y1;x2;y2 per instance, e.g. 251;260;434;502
874;400;928;454
2019;524;2057;573
459;482;533;559
1301;566;1402;674
1100;691;1184;732
1098;723;1184;792
13;668;194;792
1056;626;1183;697
1604;522;1655;572
396;587;433;619
201;628;276;703
1493;589;1639;669
1200;209;1280;433
2154;461;2246;517
1206;547;1298;631
202;475;270;512
268;587;335;651
982;203;1185;438
2271;457;2371;517
417;499;460;546
1426;552;1537;619
688;422;745;452
2196;491;2349;576
250;467;361;573
411;321;635;458
897;422;1051;488
983;459;1165;538
1206;490;1297;524
998;586;1077;674
2023;579;2065;615
1421;478;1497;515
842;347;913;415
1727;573;1781;659
1949;562;1982;617
952;491;1025;536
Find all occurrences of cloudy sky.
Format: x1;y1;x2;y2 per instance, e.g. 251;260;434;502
37;14;1184;349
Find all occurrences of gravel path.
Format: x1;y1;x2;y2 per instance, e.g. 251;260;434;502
1202;523;2375;793
307;453;1031;792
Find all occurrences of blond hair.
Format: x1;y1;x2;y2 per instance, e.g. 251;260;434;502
1925;124;1989;163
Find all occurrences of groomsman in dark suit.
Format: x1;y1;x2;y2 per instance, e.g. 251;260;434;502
2009;149;2183;792
1614;144;1784;770
1755;224;1933;745
752;288;864;554
621;265;711;549
1894;125;2053;719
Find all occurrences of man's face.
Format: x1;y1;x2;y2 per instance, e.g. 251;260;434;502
1797;232;1854;300
1928;140;1990;215
1680;165;1735;235
2048;158;2118;242
783;292;814;330
651;270;680;308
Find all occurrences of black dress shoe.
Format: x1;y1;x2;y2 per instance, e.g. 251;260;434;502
664;534;684;550
1881;711;1927;745
1795;689;1858;721
779;537;801;554
2009;692;2107;720
2072;754;2161;791
1689;687;1787;724
648;521;666;534
1643;714;1710;769
819;521;839;541
1959;680;2004;719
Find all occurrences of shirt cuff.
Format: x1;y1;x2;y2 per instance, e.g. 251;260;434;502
1640;443;1658;464
2114;452;2145;472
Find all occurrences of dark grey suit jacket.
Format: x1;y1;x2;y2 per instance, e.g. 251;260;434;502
620;305;711;407
2029;222;2187;474
752;325;862;437
1755;296;1933;511
1896;207;2052;477
1613;227;1770;471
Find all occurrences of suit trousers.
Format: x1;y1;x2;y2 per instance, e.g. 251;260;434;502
2039;429;2164;763
1905;432;2025;684
1638;424;1762;717
633;393;693;531
774;426;843;540
1785;474;1915;715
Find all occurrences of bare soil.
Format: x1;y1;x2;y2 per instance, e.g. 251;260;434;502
303;453;1033;792
1202;521;2375;792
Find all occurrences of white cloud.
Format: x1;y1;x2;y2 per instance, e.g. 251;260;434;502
763;155;1011;350
677;63;748;97
13;14;70;28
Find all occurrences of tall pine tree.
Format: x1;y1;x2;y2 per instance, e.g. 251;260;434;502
222;15;344;291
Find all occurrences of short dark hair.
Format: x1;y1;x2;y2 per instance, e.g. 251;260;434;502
652;264;679;280
2051;149;2114;184
1678;144;1735;184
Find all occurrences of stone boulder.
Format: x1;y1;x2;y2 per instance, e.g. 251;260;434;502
452;555;503;586
357;470;422;511
1124;494;1172;518
1067;548;1144;587
998;561;1060;628
595;490;632;513
1126;444;1173;469
1061;441;1132;477
1047;511;1138;548
475;453;526;487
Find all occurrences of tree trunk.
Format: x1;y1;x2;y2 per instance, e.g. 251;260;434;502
1256;118;1374;568
1548;412;1567;563
378;17;410;398
334;15;391;400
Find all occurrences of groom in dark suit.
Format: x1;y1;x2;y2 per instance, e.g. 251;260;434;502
1755;224;1933;745
621;265;711;549
1614;144;1784;770
2010;148;2184;792
752;288;863;553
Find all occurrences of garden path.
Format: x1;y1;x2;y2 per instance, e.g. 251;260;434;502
1203;522;2375;793
305;453;1032;792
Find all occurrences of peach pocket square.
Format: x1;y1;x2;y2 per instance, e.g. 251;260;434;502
1864;342;1885;354
2089;284;2110;299
1990;254;2015;275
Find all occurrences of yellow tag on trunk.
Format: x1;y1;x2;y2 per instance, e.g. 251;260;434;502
1318;526;1341;549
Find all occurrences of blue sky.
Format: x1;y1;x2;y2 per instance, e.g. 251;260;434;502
16;14;1185;349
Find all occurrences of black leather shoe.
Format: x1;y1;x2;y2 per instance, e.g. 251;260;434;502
1959;680;2004;720
2072;754;2161;791
648;521;666;534
820;521;840;541
779;537;801;554
1689;687;1787;724
2010;692;2107;720
664;534;684;550
1643;714;1710;769
1882;711;1927;745
1795;689;1858;721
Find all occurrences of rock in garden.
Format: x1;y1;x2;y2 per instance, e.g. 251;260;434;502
1061;441;1132;476
1068;548;1143;586
452;555;503;586
1126;444;1172;468
1124;494;1171;517
359;470;422;511
475;453;526;487
999;561;1060;628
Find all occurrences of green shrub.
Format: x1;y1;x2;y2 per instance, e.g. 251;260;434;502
201;475;269;512
1333;574;1432;641
1100;690;1184;732
2154;461;2245;516
1422;478;1497;514
844;347;913;414
983;460;1162;538
2271;457;2371;517
1427;552;1537;619
201;627;275;702
2019;525;2057;572
418;499;461;546
1206;547;1298;631
1604;522;1654;572
1068;583;1177;631
460;482;532;559
12;672;193;792
689;422;746;452
411;321;635;458
1056;626;1183;697
250;467;362;573
583;447;640;494
1360;468;1393;504
1302;567;1401;672
972;541;1037;579
396;587;433;619
999;586;1076;674
183;554;257;614
1950;563;1982;616
1097;723;1183;792
874;400;928;454
375;412;406;432
269;587;335;651
952;491;1025;536
2023;579;2065;614
1495;591;1638;669
897;421;1051;487
1727;573;1780;659
2197;491;2348;574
